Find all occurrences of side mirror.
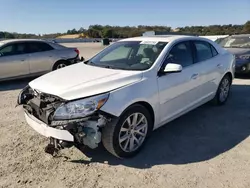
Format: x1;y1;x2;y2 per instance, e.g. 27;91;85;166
159;63;182;76
80;57;85;61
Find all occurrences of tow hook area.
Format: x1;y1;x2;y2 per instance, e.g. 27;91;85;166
45;137;73;157
44;115;110;156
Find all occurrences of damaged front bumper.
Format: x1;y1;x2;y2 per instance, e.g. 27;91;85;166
18;86;113;155
24;111;74;142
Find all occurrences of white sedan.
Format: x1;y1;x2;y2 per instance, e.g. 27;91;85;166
18;35;235;158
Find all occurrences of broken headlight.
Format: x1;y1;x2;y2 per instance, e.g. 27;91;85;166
53;93;109;120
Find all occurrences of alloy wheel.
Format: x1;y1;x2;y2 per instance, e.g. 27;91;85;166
219;77;230;102
56;63;66;69
118;113;148;152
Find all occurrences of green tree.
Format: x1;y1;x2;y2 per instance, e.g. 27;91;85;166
102;28;113;38
87;29;101;38
78;27;86;33
243;21;250;33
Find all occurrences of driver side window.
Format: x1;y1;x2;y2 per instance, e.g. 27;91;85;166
0;43;27;57
165;42;194;68
0;44;16;56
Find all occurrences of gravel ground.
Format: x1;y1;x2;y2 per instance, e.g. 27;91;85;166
0;43;250;188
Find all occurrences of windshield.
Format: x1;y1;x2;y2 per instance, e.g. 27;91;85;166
214;38;226;44
87;41;168;71
218;36;250;48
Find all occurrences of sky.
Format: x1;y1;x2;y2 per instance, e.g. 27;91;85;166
0;0;249;34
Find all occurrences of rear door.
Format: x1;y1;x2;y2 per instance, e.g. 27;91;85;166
0;42;29;79
191;40;222;99
27;41;55;74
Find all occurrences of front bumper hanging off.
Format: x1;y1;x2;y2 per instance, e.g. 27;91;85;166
24;111;74;142
18;86;111;156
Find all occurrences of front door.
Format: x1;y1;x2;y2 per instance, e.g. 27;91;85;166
157;41;203;126
0;42;29;80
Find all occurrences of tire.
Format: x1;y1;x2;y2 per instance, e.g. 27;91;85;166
52;61;68;70
102;104;153;158
211;74;232;105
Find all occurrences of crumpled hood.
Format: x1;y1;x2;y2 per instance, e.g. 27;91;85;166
29;63;143;100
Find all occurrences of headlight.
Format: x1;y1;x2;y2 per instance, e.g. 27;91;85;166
53;93;109;120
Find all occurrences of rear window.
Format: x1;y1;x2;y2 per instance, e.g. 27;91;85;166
49;42;66;49
211;45;218;56
28;42;54;53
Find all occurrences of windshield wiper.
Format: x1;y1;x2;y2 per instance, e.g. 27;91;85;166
84;62;125;70
83;60;95;65
103;65;117;69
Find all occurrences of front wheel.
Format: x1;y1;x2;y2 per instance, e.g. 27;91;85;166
102;104;153;158
212;74;232;105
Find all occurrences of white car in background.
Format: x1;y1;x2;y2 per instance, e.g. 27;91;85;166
199;35;229;42
18;35;235;158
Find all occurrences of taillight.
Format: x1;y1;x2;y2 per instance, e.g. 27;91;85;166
74;48;80;55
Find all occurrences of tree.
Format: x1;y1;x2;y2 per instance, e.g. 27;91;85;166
0;23;249;40
87;29;101;38
102;28;113;38
243;21;250;34
4;32;15;39
78;27;86;33
0;32;4;38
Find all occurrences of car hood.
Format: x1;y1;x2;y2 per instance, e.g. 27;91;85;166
29;63;143;100
225;48;250;56
225;48;250;65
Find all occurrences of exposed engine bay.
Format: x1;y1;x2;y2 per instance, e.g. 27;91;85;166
18;86;111;156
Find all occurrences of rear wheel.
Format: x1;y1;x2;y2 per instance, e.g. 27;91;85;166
102;104;153;158
53;61;68;70
212;74;232;105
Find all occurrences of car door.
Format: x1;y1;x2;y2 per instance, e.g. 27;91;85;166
157;41;204;125
192;40;222;99
0;42;30;80
27;41;54;74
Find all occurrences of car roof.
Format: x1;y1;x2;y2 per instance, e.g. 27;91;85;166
119;35;200;43
0;39;46;44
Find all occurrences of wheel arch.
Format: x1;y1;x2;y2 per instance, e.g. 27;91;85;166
223;71;233;84
120;101;155;129
215;71;233;93
52;59;70;70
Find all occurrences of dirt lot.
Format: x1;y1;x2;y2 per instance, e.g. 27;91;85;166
0;43;250;188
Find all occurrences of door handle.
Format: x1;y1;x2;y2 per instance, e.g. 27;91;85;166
191;73;199;79
217;64;223;68
20;59;25;61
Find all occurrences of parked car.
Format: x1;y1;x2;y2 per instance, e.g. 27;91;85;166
0;39;83;81
18;35;235;158
200;35;229;42
218;34;250;75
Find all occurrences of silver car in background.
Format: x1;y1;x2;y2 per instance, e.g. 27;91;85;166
0;39;82;81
